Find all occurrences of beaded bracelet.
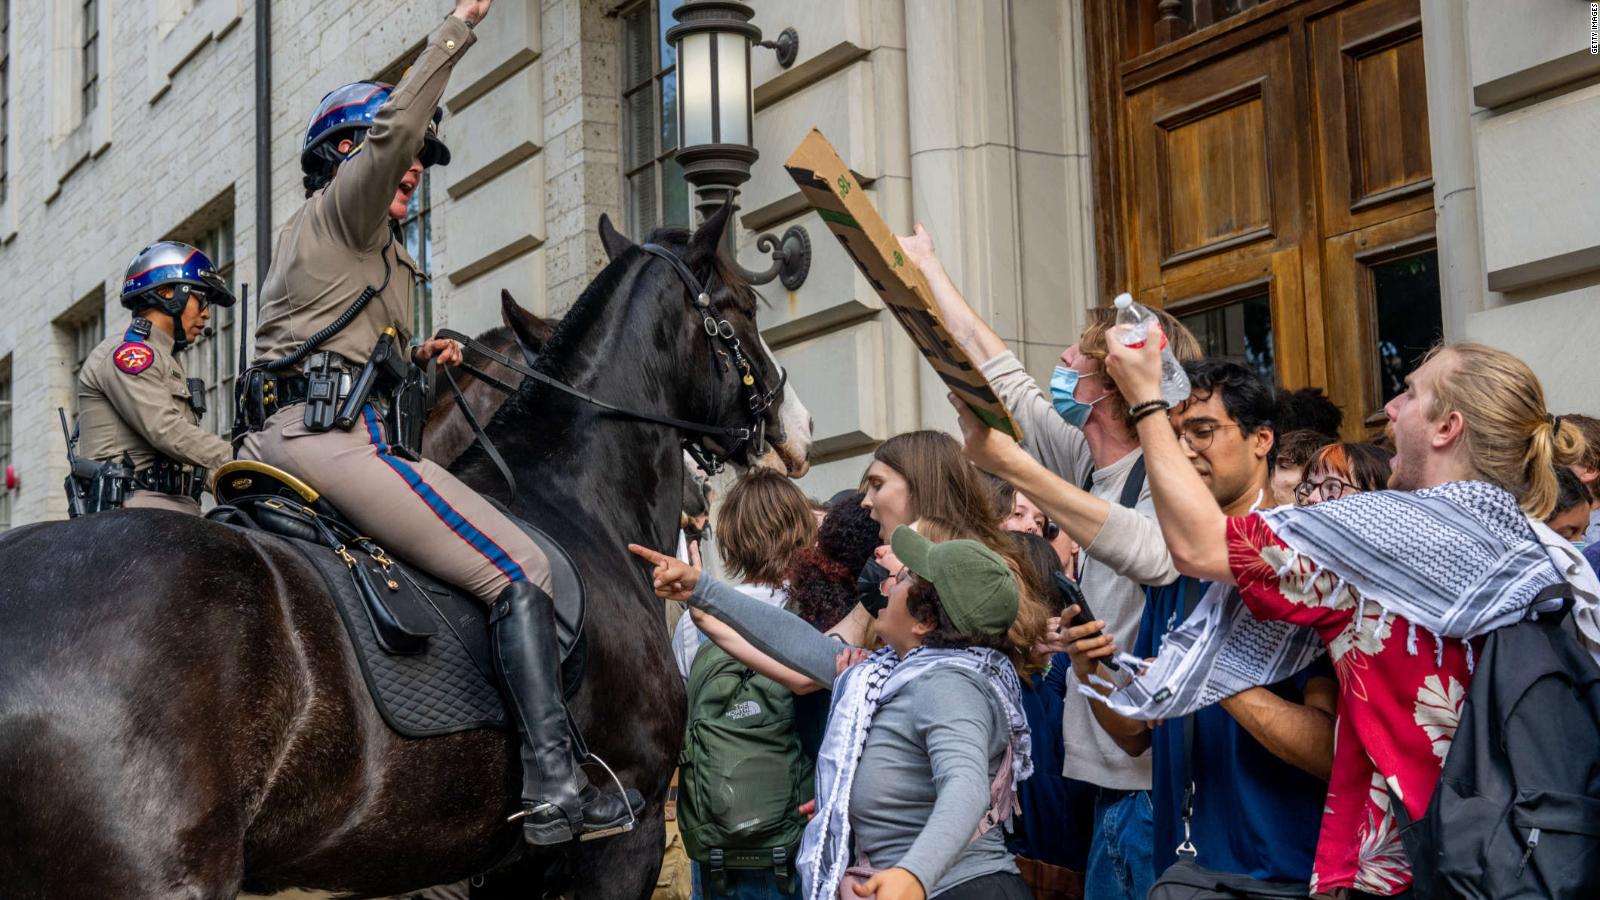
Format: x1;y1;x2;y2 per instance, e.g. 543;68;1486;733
1128;399;1170;424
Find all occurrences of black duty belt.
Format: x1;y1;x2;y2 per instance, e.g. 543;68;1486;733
274;374;316;407
134;459;207;500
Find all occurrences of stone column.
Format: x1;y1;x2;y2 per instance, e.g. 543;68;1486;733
541;0;624;313
904;0;1096;422
1420;0;1486;340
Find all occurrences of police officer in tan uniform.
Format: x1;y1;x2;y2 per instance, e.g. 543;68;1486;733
73;241;235;515
237;0;640;846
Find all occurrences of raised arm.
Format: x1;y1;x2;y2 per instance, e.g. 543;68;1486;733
897;225;1009;364
1103;330;1232;583
952;399;1177;585
688;608;828;694
628;545;844;686
322;12;478;248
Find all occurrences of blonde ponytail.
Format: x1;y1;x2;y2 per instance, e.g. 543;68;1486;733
1520;417;1587;520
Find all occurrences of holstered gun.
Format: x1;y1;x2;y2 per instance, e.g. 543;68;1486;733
334;328;408;432
387;358;433;461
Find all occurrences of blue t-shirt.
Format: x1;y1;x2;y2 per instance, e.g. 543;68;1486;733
1136;577;1333;883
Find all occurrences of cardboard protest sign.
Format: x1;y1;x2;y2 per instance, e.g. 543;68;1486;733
784;128;1023;440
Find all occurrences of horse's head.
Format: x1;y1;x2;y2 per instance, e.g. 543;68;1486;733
594;206;813;478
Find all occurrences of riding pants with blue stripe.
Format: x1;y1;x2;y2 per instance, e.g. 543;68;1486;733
238;403;551;604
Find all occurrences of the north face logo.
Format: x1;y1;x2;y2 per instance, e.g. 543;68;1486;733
726;701;762;721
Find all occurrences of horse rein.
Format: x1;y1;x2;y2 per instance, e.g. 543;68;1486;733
432;242;786;482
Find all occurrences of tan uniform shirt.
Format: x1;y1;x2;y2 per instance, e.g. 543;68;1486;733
76;322;233;473
252;16;474;370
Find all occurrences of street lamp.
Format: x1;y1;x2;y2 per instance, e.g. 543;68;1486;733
667;1;810;291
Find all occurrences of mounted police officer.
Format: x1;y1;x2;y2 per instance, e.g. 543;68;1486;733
71;241;235;515
236;0;641;846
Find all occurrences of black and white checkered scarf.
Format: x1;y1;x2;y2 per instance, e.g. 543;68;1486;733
798;645;1031;900
1086;481;1597;720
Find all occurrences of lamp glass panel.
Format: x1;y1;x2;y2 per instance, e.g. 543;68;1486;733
678;31;714;147
715;32;749;146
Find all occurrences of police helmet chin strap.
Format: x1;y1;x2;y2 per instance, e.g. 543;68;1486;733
165;285;197;351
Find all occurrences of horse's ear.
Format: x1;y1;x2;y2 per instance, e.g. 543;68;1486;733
501;289;551;353
689;199;735;263
598;213;634;261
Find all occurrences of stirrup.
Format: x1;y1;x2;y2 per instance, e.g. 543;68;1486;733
576;752;637;842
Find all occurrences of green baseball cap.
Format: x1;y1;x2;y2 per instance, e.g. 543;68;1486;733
889;526;1019;636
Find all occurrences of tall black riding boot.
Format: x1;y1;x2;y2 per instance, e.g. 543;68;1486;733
491;581;644;845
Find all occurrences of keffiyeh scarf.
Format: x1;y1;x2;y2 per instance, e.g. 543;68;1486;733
1086;480;1600;721
798;646;1032;900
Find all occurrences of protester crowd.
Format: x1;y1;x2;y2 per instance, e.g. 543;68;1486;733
634;224;1600;900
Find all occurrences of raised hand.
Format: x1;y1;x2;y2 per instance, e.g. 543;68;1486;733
1102;320;1166;408
452;0;493;27
895;223;940;273
627;543;699;602
948;393;1028;478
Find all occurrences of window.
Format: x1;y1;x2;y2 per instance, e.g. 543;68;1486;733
621;0;690;236
0;359;10;531
80;0;99;117
1177;293;1276;384
0;0;10;205
400;171;435;339
1371;250;1442;404
190;218;237;435
64;295;105;417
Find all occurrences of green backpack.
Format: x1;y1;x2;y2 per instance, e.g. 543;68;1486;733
678;640;815;894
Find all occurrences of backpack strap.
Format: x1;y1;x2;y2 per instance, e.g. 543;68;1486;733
1177;576;1203;861
1079;453;1148;511
1120;454;1148;510
1530;582;1577;623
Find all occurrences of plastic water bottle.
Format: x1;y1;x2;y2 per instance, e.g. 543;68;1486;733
1113;292;1190;406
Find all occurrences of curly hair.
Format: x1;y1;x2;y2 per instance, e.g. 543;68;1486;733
786;493;882;631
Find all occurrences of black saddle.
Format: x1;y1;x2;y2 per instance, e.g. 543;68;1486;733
207;461;586;738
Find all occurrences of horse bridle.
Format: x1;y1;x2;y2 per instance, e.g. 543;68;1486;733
637;242;787;472
434;242;786;487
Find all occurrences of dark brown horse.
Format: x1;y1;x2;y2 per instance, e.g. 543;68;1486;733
0;208;811;900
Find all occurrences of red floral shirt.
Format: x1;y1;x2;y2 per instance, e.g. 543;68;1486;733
1228;514;1480;896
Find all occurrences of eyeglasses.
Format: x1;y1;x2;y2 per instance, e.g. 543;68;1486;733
1176;422;1242;452
1295;477;1359;506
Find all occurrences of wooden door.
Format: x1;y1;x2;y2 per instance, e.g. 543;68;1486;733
1088;0;1442;438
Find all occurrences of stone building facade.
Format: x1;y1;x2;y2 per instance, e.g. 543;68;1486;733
1422;0;1600;415
0;0;1592;529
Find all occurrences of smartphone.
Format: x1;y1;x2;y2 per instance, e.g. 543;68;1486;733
1053;572;1120;671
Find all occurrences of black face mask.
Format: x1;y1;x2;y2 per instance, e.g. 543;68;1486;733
856;559;891;619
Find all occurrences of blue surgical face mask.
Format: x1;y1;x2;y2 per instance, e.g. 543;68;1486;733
1573;540;1588;553
1050;366;1105;428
